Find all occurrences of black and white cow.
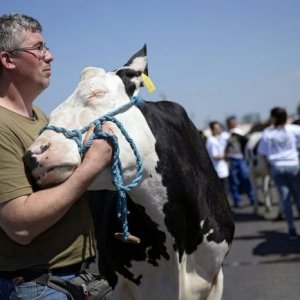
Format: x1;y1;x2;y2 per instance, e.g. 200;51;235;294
23;45;235;300
244;124;273;213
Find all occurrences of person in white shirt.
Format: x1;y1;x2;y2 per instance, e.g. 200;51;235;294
258;107;300;240
206;121;229;193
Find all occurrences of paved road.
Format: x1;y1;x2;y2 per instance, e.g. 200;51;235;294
223;198;300;300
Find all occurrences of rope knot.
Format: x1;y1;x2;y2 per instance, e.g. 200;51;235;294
132;95;144;107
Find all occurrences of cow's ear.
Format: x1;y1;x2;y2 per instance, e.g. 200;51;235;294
116;44;148;98
123;44;148;76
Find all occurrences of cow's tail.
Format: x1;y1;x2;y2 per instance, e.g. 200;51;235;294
206;268;224;300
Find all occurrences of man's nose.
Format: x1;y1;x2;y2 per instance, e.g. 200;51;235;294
44;49;54;62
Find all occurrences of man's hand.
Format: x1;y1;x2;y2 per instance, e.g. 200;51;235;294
81;122;113;177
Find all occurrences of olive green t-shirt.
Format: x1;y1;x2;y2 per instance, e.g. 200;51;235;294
0;105;95;271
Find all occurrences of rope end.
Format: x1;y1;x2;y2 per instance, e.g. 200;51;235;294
114;232;141;244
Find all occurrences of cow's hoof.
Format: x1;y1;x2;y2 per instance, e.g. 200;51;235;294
265;206;272;213
114;232;141;244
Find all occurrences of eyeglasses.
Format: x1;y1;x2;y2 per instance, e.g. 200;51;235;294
10;43;50;58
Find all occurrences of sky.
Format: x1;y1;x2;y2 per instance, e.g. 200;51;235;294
2;0;300;129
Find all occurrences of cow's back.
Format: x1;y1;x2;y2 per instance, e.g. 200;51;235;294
139;101;234;256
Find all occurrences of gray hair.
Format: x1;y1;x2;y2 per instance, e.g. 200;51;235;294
0;13;42;52
0;14;42;75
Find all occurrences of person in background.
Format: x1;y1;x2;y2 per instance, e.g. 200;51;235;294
0;13;112;299
258;107;300;240
206;121;229;193
225;115;255;207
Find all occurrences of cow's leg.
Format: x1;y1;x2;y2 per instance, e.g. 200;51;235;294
262;175;272;212
248;170;260;214
206;268;224;300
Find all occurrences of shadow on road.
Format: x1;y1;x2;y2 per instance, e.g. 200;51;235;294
229;206;300;262
224;202;300;300
253;230;300;257
233;211;266;222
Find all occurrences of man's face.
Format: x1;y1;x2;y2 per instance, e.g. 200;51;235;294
11;30;53;94
227;118;237;129
212;123;222;136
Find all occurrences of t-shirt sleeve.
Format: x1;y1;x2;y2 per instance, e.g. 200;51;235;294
257;134;268;156
0;131;33;204
206;138;219;158
292;125;300;146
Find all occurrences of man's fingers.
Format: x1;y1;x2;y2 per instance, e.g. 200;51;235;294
83;125;95;145
102;122;114;135
83;123;114;145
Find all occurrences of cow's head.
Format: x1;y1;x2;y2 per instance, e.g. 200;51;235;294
24;45;149;188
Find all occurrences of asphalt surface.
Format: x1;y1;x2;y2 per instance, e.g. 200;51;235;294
223;195;300;300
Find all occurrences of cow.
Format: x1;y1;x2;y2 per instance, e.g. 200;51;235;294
244;128;273;213
23;45;235;300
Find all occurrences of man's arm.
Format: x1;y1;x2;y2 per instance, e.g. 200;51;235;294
0;138;112;245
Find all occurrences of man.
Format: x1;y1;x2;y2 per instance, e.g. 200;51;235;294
0;14;112;299
206;121;229;193
225;115;255;207
258;107;300;240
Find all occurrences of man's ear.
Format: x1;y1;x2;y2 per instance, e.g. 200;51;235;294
115;44;148;98
0;52;16;71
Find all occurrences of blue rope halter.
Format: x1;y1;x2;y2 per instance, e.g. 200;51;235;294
40;96;144;242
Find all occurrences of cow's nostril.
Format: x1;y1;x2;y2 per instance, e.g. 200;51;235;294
23;150;38;172
40;144;49;154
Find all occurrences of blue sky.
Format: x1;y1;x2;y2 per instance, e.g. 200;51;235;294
2;0;300;128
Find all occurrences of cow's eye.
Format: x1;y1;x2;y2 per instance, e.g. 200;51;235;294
86;89;107;100
82;89;108;107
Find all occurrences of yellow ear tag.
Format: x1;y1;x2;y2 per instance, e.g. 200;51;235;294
142;73;156;93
